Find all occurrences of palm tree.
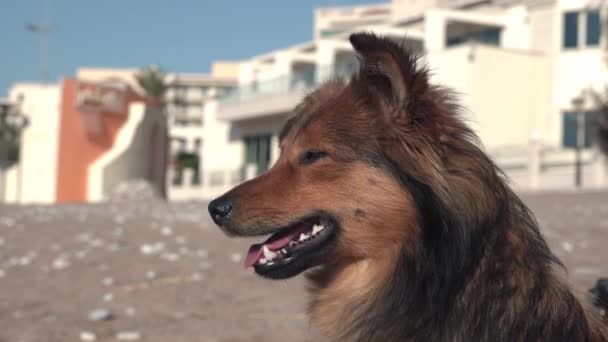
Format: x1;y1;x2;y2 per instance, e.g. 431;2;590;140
136;65;169;199
135;65;168;104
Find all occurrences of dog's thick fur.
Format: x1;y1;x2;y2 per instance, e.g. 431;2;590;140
211;33;608;341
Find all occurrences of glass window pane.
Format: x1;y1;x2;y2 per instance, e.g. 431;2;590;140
562;111;577;148
257;137;269;173
245;138;257;164
564;12;579;48
447;27;501;47
586;10;600;46
584;111;598;147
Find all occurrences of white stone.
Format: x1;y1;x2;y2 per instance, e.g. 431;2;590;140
163;253;179;262
19;257;31;266
88;308;112;321
230;253;241;263
196;249;209;258
140;242;164;255
561;241;574;253
52;257;70;270
116;331;141;341
80;331;96;341
103;293;113;302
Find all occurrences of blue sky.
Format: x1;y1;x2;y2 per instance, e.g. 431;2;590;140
1;0;385;95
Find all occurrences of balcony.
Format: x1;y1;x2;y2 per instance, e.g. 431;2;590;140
217;63;357;121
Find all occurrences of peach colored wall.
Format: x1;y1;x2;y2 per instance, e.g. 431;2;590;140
55;78;140;202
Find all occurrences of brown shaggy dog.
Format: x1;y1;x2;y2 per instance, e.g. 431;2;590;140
209;33;608;341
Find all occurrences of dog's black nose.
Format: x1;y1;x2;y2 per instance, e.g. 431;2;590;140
208;196;233;226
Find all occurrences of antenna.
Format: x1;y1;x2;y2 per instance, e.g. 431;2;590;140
26;0;54;82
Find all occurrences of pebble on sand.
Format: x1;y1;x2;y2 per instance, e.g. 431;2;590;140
52;257;70;270
125;307;136;316
140;242;164;255
163;253;180;262
161;226;173;236
80;331;97;341
562;241;574;253
116;330;142;341
103;293;114;302
230;253;242;263
88;308;113;321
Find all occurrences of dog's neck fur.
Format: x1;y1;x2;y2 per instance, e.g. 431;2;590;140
308;190;608;342
308;249;401;339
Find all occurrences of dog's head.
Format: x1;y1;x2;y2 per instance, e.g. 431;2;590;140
209;33;483;279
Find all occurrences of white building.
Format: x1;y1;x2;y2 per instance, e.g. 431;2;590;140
164;64;238;200
0;84;61;203
197;0;608;198
1;79;167;204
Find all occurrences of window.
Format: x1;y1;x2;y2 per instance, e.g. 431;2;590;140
244;134;272;175
562;111;597;148
586;10;601;46
563;10;602;49
563;12;579;48
446;27;501;47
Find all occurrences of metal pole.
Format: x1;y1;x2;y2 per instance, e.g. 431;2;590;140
575;110;584;188
572;95;585;189
26;0;53;82
42;0;51;82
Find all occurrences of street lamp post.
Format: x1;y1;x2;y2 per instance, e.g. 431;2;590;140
571;96;585;188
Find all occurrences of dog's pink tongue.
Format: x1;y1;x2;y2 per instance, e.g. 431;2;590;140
244;225;309;269
245;244;264;269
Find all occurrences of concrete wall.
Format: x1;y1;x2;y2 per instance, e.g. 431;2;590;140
471;46;552;149
496;146;607;190
77;68;141;94
211;62;240;78
1;165;19;203
426;44;552;149
88;103;166;201
5;83;61;204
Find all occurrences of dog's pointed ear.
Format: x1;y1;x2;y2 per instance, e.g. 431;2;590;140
350;32;429;124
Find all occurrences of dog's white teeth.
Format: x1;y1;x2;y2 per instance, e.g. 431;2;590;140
280;248;287;254
259;257;267;264
263;245;277;260
299;233;310;241
289;241;296;247
312;224;325;235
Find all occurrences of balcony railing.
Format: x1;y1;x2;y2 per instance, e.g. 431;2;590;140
218;63;357;108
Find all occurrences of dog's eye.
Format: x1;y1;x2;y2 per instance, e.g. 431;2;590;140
299;150;327;165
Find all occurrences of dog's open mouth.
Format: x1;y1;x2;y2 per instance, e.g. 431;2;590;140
244;214;337;278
